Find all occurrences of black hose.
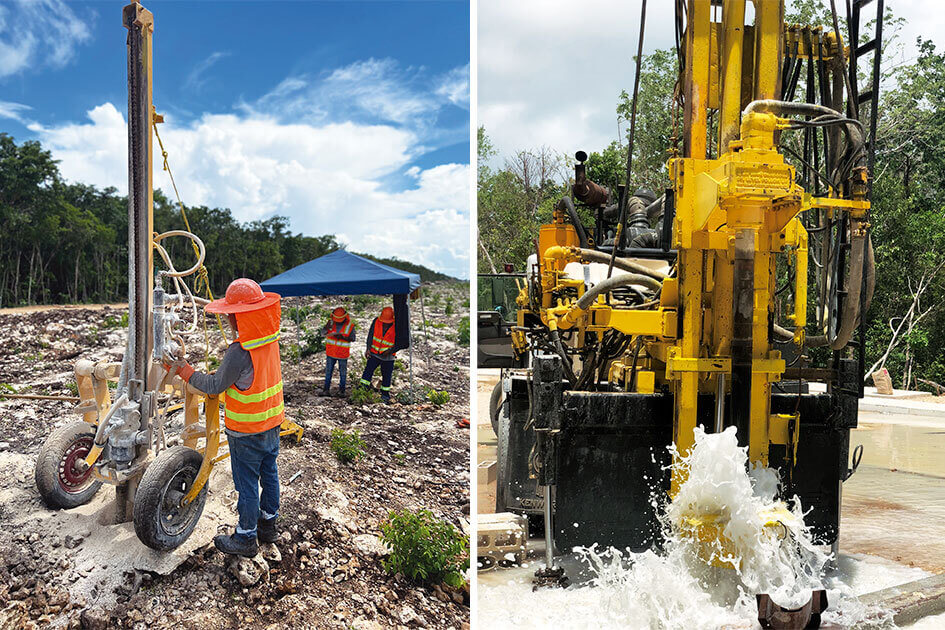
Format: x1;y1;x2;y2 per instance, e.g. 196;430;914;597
556;197;589;249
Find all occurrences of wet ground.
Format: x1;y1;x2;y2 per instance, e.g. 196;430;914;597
475;369;945;627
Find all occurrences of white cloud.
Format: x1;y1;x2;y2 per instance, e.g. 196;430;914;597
478;0;945;163
0;0;91;79
184;51;230;92
0;100;35;127
436;64;470;109
35;103;469;278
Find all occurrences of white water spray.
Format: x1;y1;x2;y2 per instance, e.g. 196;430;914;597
480;425;908;629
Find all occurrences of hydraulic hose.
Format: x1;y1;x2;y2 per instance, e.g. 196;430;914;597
575;273;660;311
556;197;589;249
775;233;875;348
572;247;668;281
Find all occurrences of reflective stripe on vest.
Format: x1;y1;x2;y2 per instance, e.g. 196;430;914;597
242;329;280;350
226;301;285;434
370;319;396;355
326;319;353;359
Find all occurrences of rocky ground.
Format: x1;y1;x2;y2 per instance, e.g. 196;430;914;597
0;281;471;629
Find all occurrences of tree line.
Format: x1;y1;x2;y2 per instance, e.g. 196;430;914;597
0;133;452;308
477;5;945;389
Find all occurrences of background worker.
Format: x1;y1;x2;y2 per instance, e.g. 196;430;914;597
358;305;397;403
321;306;355;397
164;278;284;558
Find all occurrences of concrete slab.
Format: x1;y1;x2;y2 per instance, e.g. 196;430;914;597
861;574;945;627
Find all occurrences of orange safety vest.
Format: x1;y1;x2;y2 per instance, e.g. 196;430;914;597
224;299;285;434
370;319;396;357
325;318;354;359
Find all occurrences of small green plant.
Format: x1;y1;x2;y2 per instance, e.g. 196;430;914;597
349;385;381;405
66;382;79;396
430;321;447;329
205;354;222;371
395;388;419;404
457;317;470;347
444;297;454;316
426;389;450;406
24;352;43;361
282;344;300;362
299;326;326;358
393;452;407;465
107;380;117;390
393;358;406;373
0;383;15;394
103;312;129;329
330;428;366;464
380;509;468;588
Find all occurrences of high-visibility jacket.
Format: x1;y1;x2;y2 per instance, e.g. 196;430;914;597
224;299;285;434
369;319;396;357
325;318;354;359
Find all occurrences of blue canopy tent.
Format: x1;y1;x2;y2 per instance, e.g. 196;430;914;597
261;250;424;398
261;250;420;297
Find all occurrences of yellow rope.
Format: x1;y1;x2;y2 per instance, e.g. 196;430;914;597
152;119;228;370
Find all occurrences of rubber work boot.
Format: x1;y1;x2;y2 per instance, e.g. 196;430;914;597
337;387;346;398
258;517;279;544
381;391;392;404
214;532;258;558
320;388;330;397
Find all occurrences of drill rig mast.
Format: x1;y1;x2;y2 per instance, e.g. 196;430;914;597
496;0;883;613
34;2;301;551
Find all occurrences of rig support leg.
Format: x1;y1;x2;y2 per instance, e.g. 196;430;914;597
113;473;142;524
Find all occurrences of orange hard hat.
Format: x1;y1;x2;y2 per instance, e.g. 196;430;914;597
206;278;280;314
331;307;348;322
379;306;395;323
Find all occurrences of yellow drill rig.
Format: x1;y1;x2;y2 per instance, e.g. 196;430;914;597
33;2;301;551
493;0;883;626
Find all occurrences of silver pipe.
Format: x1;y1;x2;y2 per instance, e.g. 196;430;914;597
543;484;555;569
714;373;725;433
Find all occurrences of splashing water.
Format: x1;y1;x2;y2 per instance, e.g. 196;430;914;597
479;425;911;629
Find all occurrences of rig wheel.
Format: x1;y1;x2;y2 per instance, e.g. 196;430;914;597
35;421;103;509
489;380;503;436
133;446;207;551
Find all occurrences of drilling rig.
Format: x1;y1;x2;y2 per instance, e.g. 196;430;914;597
492;0;883;625
33;2;301;551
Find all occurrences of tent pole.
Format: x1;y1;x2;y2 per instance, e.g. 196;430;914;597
295;296;301;387
419;286;430;367
408;296;414;402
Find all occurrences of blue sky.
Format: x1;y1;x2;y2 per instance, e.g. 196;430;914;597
0;0;470;278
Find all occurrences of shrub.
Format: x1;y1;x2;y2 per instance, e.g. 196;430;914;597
298;326;326;358
103;312;129;329
444;297;454;316
426;389;450;406
457;317;470;347
330;428;365;464
379;509;468;587
349;385;380;405
395;387;419;404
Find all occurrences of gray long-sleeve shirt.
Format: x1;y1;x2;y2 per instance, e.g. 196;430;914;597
188;342;254;395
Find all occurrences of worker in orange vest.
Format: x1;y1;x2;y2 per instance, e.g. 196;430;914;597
164;278;284;558
321;306;355;397
358;305;397;403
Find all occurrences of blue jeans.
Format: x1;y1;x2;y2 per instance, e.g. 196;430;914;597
227;425;280;539
324;356;348;390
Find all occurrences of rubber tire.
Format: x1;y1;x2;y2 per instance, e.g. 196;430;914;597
489;380;503;436
35;421;103;509
133;446;208;551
